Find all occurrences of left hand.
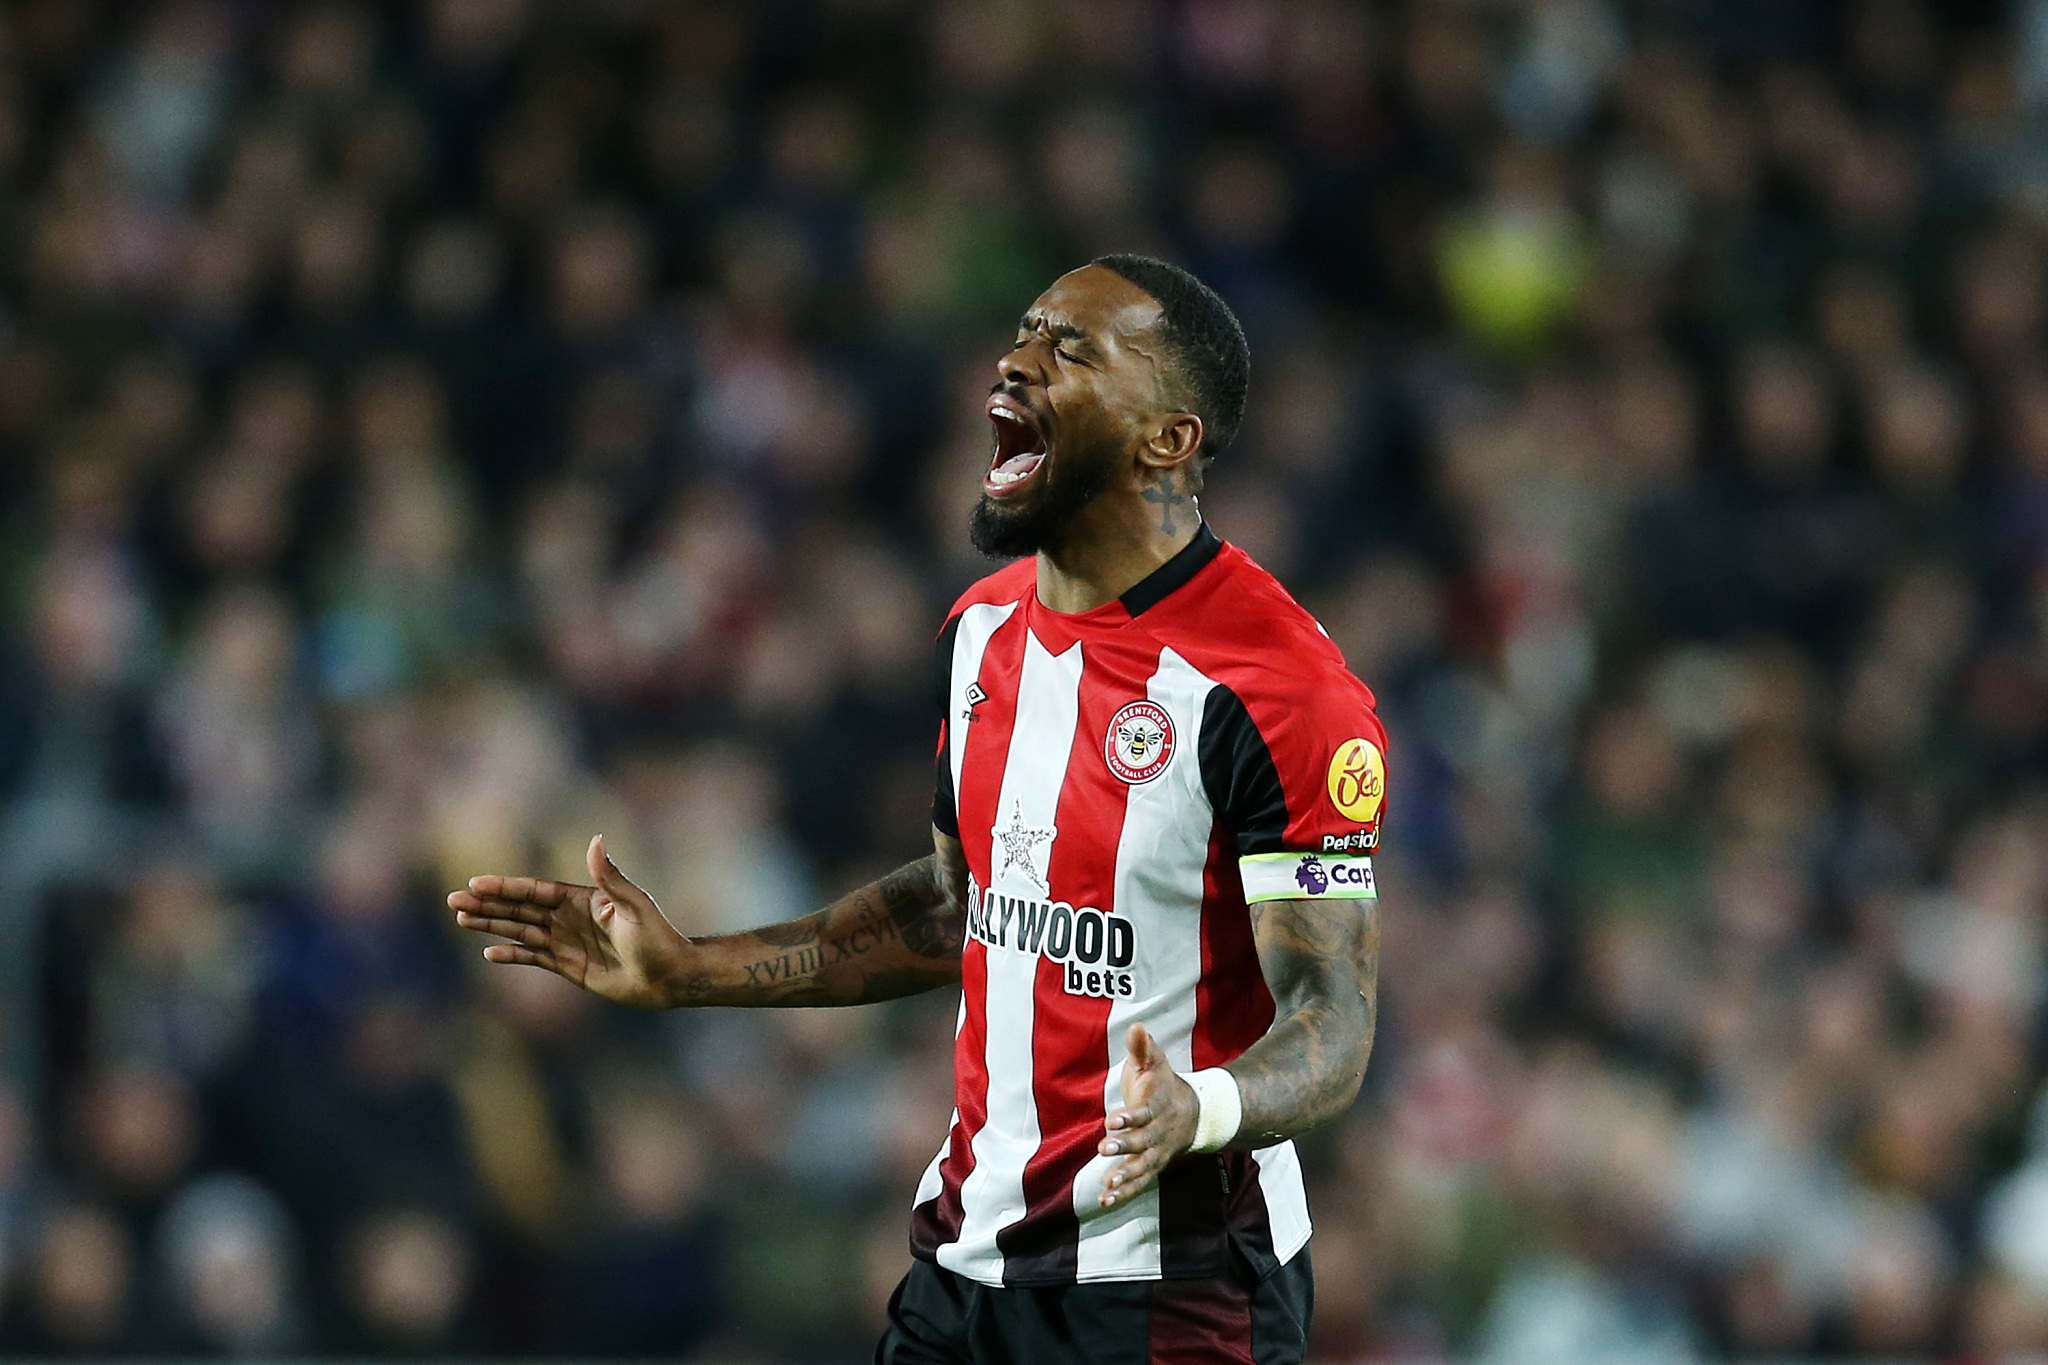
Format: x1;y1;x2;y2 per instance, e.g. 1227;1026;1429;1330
1097;1023;1201;1209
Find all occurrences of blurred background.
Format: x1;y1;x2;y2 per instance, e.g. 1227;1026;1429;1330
3;0;2048;1360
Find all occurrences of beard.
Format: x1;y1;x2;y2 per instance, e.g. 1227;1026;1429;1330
969;444;1118;558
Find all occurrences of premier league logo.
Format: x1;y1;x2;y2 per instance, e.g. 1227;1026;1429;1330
1294;856;1328;895
1104;701;1175;784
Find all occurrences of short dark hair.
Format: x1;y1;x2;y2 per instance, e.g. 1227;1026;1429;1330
1091;253;1250;460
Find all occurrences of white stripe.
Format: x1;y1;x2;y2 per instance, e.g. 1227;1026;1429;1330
1073;648;1218;1282
1252;1141;1313;1264
947;602;1018;809
936;628;1081;1285
912;1109;958;1207
915;1004;971;1211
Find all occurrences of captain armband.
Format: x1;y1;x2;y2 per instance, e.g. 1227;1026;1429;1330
1239;851;1376;903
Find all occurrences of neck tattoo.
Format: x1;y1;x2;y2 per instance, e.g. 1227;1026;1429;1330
1142;478;1186;535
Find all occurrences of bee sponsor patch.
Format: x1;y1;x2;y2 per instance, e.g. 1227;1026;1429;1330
1326;738;1386;824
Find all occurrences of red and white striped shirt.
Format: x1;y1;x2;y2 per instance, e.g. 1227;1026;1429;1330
912;525;1389;1286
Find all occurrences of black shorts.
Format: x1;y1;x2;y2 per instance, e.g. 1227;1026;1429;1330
875;1248;1312;1365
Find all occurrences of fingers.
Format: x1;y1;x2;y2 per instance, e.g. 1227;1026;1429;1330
1101;1043;1194;1206
482;942;560;970
1099;1146;1172;1208
453;911;550;950
1098;1113;1160;1156
587;834;655;914
1097;1101;1169;1207
464;875;573;907
1125;1023;1163;1074
446;891;551;924
1119;1024;1170;1110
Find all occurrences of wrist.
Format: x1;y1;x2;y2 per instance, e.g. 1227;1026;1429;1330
655;940;709;1008
1185;1068;1243;1153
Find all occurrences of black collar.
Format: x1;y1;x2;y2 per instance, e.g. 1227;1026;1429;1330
1119;523;1222;617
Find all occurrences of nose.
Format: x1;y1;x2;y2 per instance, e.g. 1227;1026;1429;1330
998;340;1035;389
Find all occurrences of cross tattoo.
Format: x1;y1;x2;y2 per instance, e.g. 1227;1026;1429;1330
1142;481;1183;535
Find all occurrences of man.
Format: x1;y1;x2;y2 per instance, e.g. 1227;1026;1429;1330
451;255;1386;1363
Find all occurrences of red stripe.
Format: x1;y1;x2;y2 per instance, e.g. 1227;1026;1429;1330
1157;828;1279;1276
997;635;1139;1278
1194;830;1275;1068
917;608;1028;1254
1148;1272;1255;1364
913;943;984;1249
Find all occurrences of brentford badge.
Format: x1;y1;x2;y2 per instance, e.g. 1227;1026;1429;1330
1105;701;1175;784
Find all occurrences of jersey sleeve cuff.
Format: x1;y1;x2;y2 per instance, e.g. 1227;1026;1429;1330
1239;851;1376;902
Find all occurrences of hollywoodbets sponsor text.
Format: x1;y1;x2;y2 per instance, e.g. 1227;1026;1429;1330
965;876;1136;998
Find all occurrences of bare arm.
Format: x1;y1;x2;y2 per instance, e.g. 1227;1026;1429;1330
451;828;969;1009
677;832;969;1007
1095;894;1378;1208
1224;895;1379;1145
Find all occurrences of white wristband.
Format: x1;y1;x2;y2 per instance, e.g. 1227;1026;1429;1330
1186;1068;1242;1153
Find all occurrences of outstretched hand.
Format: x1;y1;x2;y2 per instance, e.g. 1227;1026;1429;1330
449;835;693;1009
1096;1023;1201;1209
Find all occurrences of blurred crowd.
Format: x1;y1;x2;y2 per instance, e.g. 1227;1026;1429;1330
1;0;2047;1360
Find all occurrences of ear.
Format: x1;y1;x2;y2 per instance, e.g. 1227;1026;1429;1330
1135;412;1204;478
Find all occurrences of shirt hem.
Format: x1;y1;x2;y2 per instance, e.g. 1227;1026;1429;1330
1271;1218;1313;1268
909;1223;1314;1288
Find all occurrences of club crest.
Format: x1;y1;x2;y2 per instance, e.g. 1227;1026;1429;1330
1105;700;1175;784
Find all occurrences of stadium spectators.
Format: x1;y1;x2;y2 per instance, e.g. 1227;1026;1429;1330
0;0;2041;1359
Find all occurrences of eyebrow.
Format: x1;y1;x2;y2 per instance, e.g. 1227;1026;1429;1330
1019;313;1092;346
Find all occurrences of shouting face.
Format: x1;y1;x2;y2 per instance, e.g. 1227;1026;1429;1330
970;265;1179;558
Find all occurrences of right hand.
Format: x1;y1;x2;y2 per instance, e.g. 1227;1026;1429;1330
450;835;693;1009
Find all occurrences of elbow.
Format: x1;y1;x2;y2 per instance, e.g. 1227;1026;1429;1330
1294;1055;1366;1137
1328;1018;1375;1113
1330;1058;1367;1116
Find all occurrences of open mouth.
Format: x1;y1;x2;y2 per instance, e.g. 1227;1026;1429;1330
985;395;1047;496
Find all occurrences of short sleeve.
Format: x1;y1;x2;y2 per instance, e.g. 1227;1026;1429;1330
931;614;961;837
1198;680;1386;903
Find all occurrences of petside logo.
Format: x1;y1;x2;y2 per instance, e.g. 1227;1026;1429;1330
965;876;1136;999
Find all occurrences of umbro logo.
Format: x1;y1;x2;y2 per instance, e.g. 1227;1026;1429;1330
962;681;988;721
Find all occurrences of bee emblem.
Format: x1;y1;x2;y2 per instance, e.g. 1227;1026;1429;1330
1104;701;1175;784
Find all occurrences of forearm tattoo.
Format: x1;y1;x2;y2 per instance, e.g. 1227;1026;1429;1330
1225;896;1379;1147
709;837;969;1007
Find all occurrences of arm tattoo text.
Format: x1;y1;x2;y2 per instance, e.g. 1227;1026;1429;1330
717;834;971;1006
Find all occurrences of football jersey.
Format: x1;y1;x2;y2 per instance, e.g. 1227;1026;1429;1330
911;524;1389;1287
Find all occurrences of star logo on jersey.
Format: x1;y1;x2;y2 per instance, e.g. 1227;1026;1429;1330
994;801;1055;889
